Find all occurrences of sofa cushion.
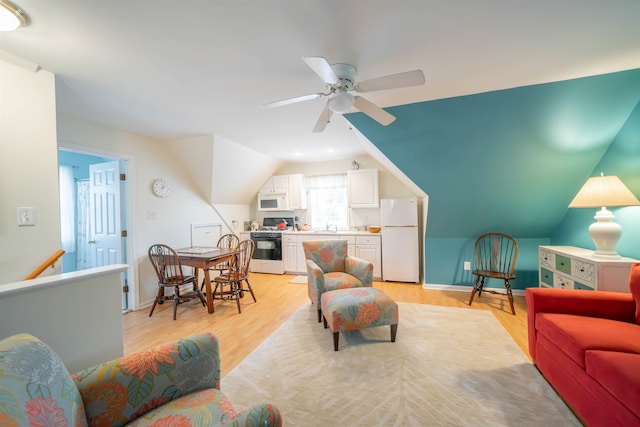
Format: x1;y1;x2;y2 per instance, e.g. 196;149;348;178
0;334;88;427
585;350;640;419
629;262;640;324
536;313;640;368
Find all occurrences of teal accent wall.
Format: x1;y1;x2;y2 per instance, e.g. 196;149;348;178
553;99;640;259
348;69;640;287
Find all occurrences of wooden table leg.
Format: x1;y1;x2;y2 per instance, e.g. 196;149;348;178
203;268;214;313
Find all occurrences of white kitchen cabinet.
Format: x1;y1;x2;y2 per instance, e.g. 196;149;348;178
538;246;638;292
355;235;382;279
294;234;340;273
348;168;379;208
288;173;307;210
283;234;297;272
283;233;379;276
259;175;289;194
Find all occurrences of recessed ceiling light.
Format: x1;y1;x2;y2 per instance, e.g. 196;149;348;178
0;0;28;32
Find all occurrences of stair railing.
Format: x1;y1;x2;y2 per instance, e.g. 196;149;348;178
24;249;65;280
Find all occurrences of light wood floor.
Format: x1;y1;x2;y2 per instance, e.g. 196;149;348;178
123;273;530;378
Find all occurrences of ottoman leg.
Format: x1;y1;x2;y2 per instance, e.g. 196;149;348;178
333;332;340;351
323;315;328;329
318;308;322;323
391;324;398;342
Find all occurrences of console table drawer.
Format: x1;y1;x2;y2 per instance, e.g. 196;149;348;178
540;268;554;287
555;255;571;275
572;260;595;286
538;246;637;293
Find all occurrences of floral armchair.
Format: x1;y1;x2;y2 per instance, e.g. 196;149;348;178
303;239;374;322
0;332;281;427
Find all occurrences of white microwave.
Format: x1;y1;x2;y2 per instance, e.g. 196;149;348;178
258;193;289;211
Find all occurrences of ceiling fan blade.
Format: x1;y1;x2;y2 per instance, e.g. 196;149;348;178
312;104;333;133
356;69;425;93
353;96;396;126
263;93;324;109
303;56;339;85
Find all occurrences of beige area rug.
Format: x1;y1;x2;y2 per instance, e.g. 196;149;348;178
221;303;580;426
288;275;308;284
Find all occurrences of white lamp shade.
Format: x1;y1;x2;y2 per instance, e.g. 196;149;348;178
568;174;640;258
569;175;640;208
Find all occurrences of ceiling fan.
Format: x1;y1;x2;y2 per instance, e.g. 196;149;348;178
264;57;425;133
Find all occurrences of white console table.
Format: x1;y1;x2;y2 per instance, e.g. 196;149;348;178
538;246;638;293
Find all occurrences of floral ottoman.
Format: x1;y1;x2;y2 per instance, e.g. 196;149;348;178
321;287;399;351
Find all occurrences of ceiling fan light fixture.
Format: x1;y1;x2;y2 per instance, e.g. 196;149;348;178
0;0;28;31
328;92;354;114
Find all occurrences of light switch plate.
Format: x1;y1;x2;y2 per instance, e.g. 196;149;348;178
17;207;36;226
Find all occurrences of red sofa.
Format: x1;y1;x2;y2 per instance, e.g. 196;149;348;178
526;262;640;427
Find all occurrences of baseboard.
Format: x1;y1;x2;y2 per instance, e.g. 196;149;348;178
422;282;526;296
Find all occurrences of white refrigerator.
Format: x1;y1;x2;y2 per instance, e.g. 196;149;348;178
381;198;420;283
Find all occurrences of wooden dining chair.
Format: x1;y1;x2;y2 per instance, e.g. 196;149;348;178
201;233;240;291
467;233;519;314
148;244;207;320
213;239;256;313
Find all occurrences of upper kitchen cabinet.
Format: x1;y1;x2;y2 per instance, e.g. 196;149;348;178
259;175;289;194
288;173;307;210
348;169;379;208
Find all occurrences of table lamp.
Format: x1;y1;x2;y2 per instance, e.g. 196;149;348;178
568;173;640;258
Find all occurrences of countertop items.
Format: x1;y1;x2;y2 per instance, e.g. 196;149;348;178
283;230;380;236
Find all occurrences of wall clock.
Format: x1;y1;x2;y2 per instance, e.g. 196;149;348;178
152;179;171;198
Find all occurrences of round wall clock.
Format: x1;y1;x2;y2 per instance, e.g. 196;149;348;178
152;179;171;198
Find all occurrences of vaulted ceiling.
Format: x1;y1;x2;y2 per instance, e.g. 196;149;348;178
1;1;639;164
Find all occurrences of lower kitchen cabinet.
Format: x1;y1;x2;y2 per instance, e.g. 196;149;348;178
283;234;297;272
538;245;638;292
282;233;381;279
294;234;340;273
355;235;381;279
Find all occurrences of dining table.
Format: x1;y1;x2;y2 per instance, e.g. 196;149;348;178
175;247;237;314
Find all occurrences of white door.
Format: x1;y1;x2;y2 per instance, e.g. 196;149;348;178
89;161;122;267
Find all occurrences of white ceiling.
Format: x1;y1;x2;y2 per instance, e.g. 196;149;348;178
1;1;639;162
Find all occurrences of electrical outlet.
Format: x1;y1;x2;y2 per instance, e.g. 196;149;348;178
464;261;471;271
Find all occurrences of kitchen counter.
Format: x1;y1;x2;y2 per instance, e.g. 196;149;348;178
282;231;382;279
284;230;381;236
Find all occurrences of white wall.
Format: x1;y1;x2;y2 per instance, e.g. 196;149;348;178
0;265;127;372
57;115;240;308
168;134;281;205
0;59;61;284
272;155;418;228
56;116;281;308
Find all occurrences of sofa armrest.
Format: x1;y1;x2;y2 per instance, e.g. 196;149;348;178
345;255;373;286
525;288;635;361
220;403;282;427
306;258;325;305
73;332;220;426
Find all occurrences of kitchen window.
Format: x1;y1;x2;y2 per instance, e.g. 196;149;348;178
306;174;348;231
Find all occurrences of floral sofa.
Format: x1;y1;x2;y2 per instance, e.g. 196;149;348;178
303;239;373;322
0;332;281;426
526;262;640;427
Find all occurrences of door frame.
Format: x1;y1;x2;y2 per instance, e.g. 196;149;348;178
58;141;138;312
